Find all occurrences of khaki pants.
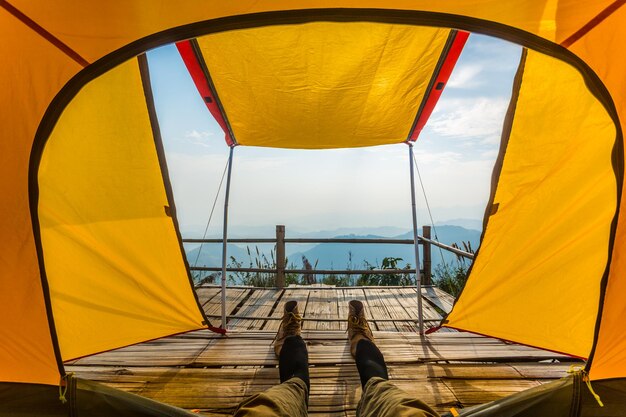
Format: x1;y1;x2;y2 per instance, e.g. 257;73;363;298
357;377;439;417
233;378;308;417
233;377;439;417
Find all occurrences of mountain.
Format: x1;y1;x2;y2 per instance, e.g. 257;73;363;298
289;225;480;271
186;243;251;269
183;225;481;275
435;218;483;231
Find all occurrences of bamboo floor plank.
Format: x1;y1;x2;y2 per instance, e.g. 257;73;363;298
322;287;342;331
245;288;283;330
380;288;410;332
363;288;400;331
304;288;341;331
383;288;424;332
203;288;250;325
229;288;282;330
511;362;576;379
396;287;443;324
196;286;221;307
224;289;255;329
198;286;449;332
417;362;572;380
69;337;212;367
302;287;322;331
442;379;542;406
74;331;571;368
68;361;572;416
69;287;576;416
430;287;456;313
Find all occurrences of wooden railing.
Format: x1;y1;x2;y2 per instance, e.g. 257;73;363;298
183;224;473;289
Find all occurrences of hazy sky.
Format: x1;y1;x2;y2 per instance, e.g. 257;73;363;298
147;32;521;236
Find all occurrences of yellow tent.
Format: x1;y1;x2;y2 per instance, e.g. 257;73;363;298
1;0;625;413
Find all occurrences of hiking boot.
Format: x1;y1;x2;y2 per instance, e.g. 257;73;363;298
273;301;302;356
347;300;374;357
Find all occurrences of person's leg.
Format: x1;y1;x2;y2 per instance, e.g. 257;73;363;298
233;301;309;417
347;300;439;417
233;378;308;417
348;300;388;387
354;338;388;388
357;377;439;417
279;335;310;391
348;300;389;389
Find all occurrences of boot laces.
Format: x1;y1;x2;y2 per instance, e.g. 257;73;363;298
348;315;371;335
272;311;302;344
283;311;302;334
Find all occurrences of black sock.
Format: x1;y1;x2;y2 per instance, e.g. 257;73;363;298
279;335;310;392
355;339;389;388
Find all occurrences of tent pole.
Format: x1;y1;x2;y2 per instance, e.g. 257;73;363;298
408;143;424;335
221;146;235;330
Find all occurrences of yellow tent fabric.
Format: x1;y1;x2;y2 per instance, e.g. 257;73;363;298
38;56;206;361
565;5;626;381
1;1;626;385
195;22;450;148
0;5;81;385
443;49;617;358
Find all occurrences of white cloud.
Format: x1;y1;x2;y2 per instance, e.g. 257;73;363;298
414;150;463;165
177;130;216;148
185;129;213;139
164;145;496;231
447;64;484;89
165;152;230;226
480;149;500;159
428;97;509;145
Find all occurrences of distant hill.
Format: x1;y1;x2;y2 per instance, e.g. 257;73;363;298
186;243;251;269
289;225;480;270
435;218;483;231
185;225;481;274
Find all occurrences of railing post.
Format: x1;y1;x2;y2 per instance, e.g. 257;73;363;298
422;225;432;285
276;225;286;288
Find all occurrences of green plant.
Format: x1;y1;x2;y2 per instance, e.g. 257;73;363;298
357;257;413;286
191;269;217;286
320;251;358;287
321;273;351;286
432;240;474;296
227;246;301;287
432;263;468;297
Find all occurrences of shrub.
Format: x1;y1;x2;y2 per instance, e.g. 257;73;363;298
432;240;474;296
357;257;413;286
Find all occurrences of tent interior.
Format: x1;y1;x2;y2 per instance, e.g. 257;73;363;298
2;3;626;416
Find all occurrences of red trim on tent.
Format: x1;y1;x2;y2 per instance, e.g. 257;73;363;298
408;31;469;142
207;325;227;335
425;325;441;334
176;40;235;146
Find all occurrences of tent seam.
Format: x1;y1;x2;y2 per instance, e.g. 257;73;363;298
137;54;215;331
560;0;626;48
0;0;89;67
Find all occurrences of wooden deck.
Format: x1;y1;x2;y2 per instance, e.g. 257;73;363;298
68;285;578;416
195;285;454;332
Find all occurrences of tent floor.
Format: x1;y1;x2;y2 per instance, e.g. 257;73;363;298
67;285;579;415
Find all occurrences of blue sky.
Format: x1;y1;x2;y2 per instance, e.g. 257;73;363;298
147;32;521;236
